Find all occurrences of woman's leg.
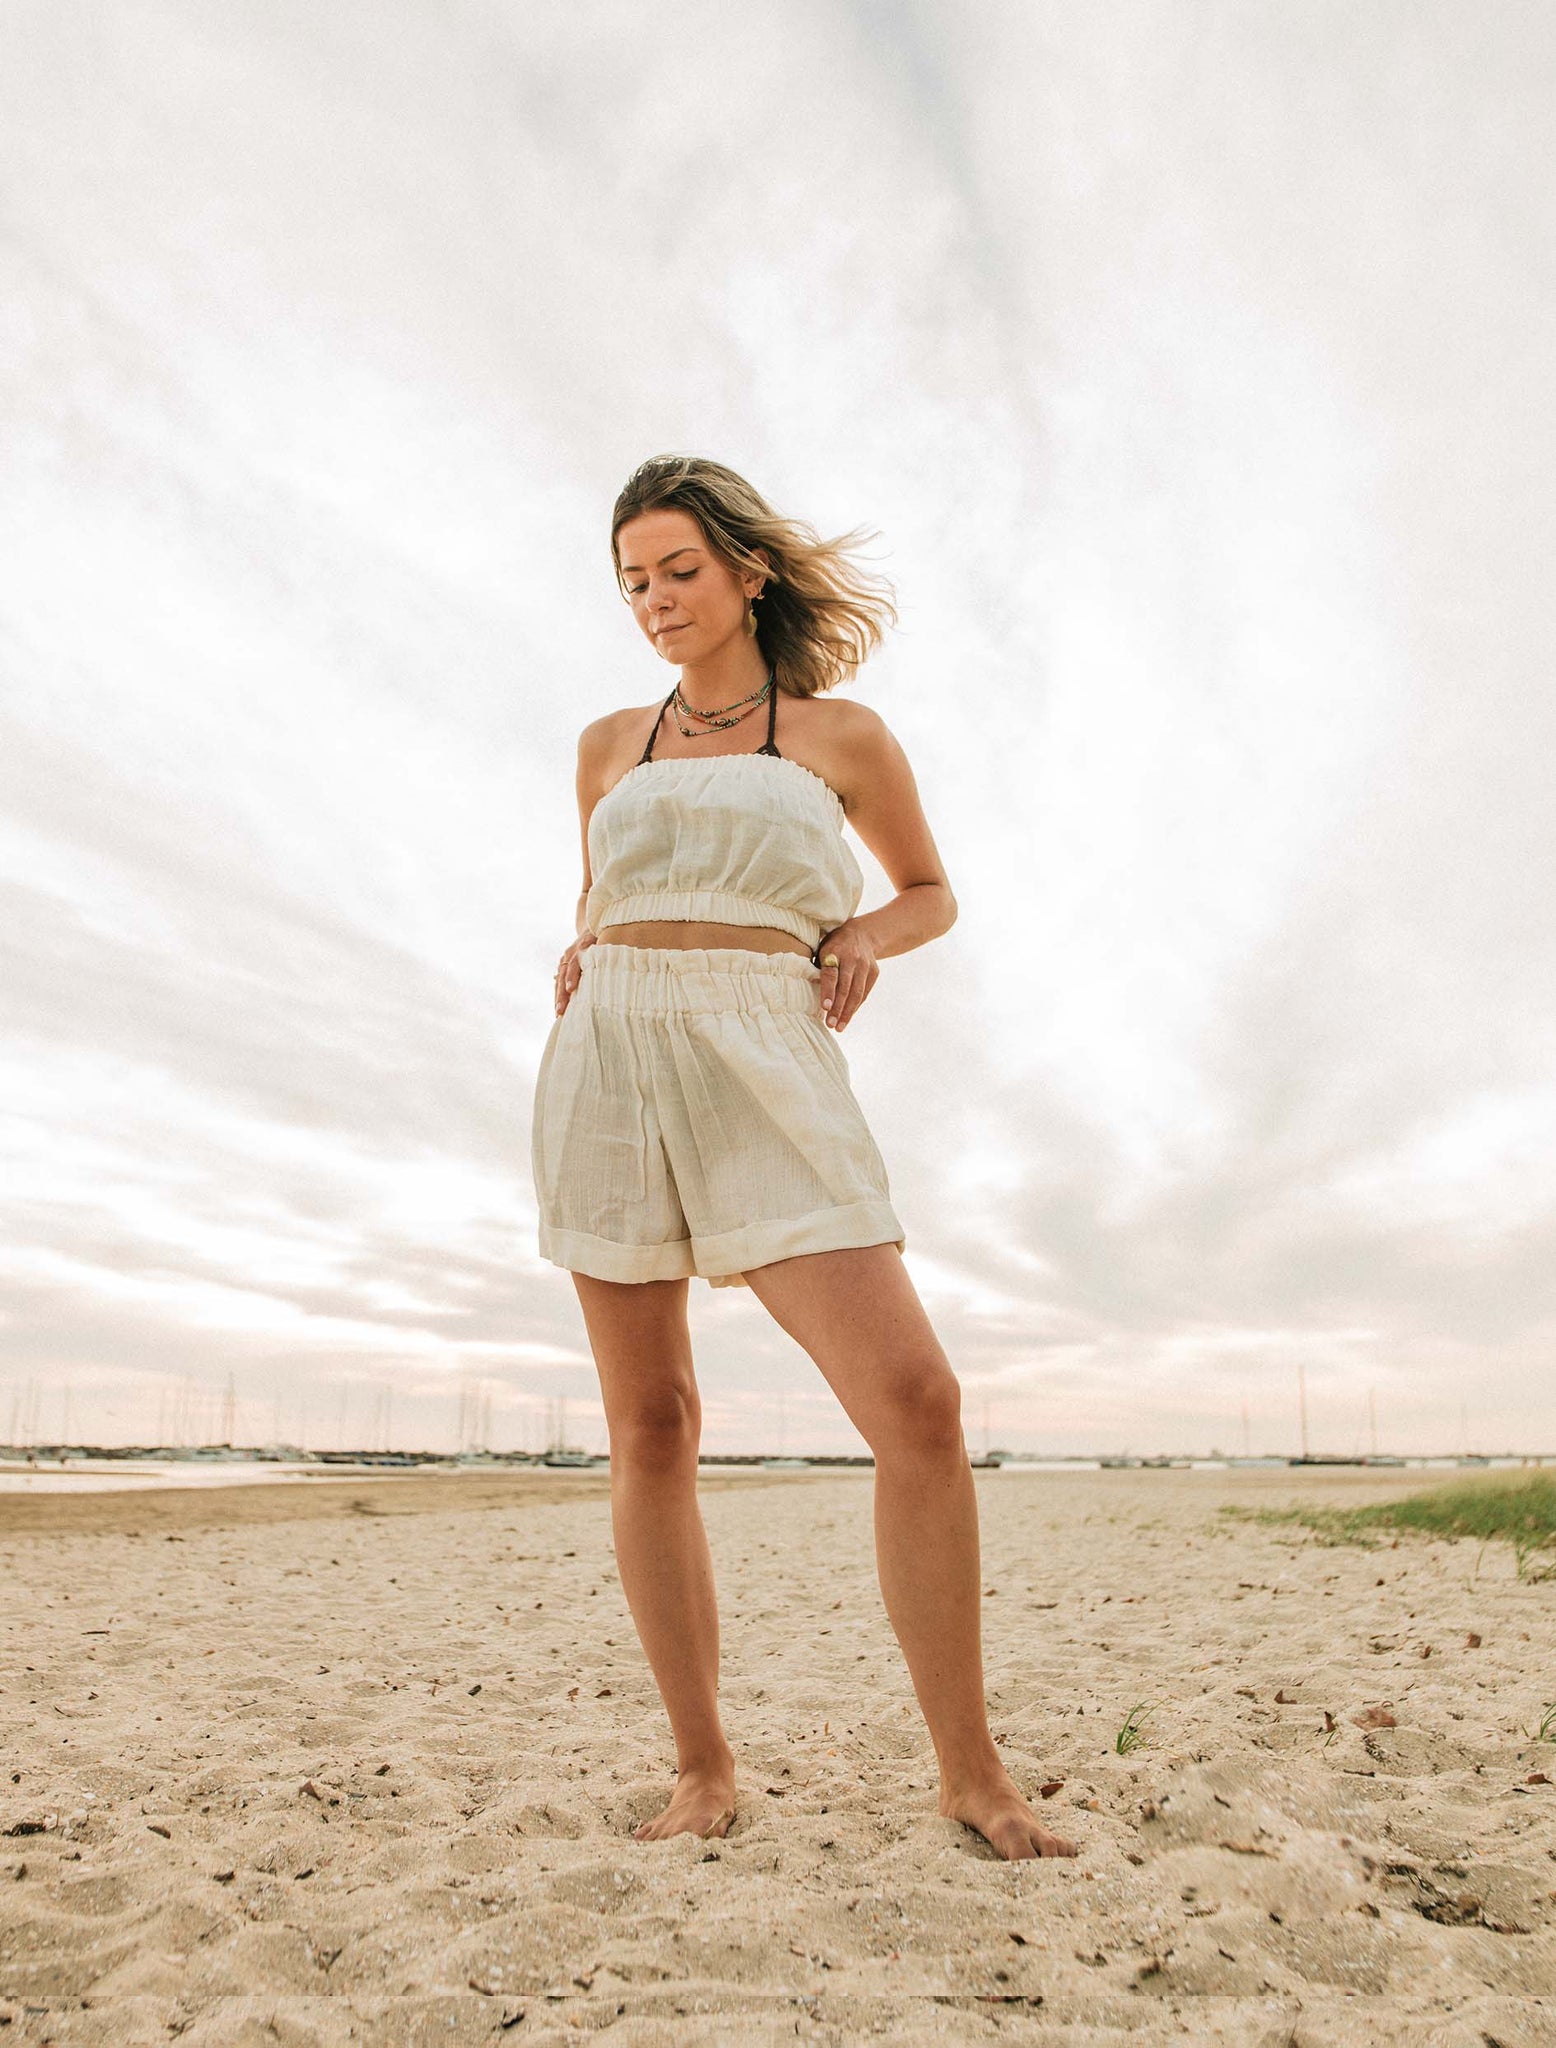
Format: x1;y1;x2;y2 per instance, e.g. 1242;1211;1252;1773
742;1244;1077;1862
571;1271;736;1841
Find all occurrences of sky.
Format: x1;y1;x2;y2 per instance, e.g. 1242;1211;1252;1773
3;1;1553;1458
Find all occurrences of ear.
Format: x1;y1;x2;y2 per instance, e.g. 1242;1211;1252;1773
746;546;773;594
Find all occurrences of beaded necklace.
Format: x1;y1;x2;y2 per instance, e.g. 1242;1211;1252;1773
672;668;774;737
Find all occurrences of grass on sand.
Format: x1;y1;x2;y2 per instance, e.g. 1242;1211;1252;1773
1220;1471;1556;1580
1113;1701;1153;1755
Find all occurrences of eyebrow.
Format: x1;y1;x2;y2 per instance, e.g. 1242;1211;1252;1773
620;545;703;574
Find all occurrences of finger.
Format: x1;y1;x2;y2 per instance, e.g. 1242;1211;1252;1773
833;963;875;1030
819;958;841;1018
829;967;858;1029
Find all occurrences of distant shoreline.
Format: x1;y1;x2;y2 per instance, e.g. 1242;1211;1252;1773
1;1447;1547;1500
0;1450;1545;1539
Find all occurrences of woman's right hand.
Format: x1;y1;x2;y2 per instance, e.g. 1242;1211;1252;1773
554;932;597;1017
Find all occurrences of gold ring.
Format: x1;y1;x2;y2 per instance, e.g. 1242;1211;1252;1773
821;953;839;967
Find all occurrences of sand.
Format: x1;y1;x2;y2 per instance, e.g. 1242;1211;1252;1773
1;1464;1553;2046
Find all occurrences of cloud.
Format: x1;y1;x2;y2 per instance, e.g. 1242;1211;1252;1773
2;0;1552;1454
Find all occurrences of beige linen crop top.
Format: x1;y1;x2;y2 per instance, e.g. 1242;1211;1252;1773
585;681;864;954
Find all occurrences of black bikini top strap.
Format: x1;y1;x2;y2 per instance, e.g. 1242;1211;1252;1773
637;687;676;764
756;671;781;757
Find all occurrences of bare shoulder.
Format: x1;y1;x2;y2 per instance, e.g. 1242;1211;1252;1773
787;693;913;811
576;699;663;801
832;696;899;759
578;702;651;757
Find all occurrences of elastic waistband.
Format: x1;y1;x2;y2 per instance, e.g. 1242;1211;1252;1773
577;943;822;1015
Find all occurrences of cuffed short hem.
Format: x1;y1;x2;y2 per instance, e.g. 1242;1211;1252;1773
699;1198;905;1287
538;1198;906;1292
537;1223;696;1285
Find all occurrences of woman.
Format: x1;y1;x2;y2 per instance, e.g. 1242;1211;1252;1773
531;455;1076;1862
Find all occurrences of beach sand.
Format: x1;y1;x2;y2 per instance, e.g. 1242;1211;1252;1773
2;1464;1553;2045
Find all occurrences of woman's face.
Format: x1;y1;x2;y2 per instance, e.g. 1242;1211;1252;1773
616;508;763;662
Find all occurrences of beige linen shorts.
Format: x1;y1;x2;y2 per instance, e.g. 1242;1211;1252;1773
531;944;906;1289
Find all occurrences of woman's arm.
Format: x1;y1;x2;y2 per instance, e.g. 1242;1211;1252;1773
814;705;957;1028
555;722;608;1016
573;724;601;941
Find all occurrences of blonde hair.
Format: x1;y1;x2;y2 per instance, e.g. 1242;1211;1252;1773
610;455;898;698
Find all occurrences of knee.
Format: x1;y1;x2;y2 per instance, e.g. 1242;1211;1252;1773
870;1356;964;1459
607;1379;701;1472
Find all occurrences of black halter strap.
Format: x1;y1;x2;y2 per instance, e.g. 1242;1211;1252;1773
755;674;781;756
636;688;676;765
636;674;781;763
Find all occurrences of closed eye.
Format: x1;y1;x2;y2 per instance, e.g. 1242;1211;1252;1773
626;571;698;595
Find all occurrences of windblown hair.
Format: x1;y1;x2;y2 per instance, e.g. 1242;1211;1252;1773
610;455;898;698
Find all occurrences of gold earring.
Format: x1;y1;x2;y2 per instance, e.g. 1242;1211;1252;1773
746;590;761;636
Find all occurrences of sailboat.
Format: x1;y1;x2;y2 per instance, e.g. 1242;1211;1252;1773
541;1394;606;1467
760;1387;810;1469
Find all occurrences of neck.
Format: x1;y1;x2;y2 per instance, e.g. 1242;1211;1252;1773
673;644;771;714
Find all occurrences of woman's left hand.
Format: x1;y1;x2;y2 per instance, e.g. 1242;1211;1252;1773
815;921;878;1031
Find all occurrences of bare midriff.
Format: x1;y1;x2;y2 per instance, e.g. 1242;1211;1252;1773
594;920;811;958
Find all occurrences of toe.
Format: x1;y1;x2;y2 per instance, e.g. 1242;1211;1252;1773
986;1813;1033;1861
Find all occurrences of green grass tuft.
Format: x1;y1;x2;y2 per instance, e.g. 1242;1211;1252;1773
1219;1473;1556;1578
1114;1700;1153;1755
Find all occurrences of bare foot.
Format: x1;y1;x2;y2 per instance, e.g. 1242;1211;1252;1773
632;1759;737;1843
939;1769;1079;1861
